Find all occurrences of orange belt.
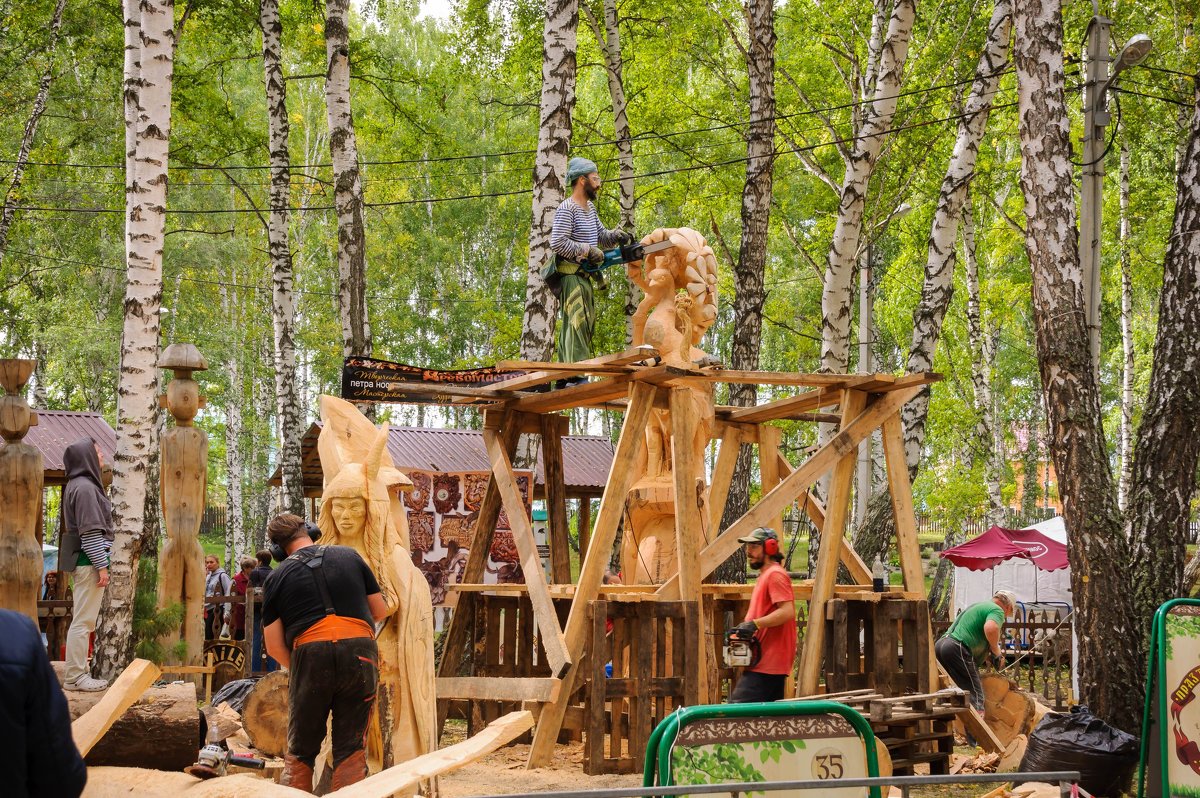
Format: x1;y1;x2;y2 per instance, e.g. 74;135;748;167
293;615;374;647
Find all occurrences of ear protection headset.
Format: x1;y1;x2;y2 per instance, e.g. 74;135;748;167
762;529;779;558
271;520;322;563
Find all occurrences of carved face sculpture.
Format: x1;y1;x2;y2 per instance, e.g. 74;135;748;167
331;497;368;541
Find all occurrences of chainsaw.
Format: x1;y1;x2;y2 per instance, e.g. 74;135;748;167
185;743;266;780
723;622;762;669
580;238;676;275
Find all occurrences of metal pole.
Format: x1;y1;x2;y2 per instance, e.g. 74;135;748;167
1081;14;1111;381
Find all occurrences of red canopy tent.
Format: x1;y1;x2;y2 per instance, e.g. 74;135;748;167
940;525;1069;572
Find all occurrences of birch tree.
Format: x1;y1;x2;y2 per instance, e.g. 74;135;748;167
0;0;68;262
519;0;578;362
261;0;304;515
221;274;245;571
1117;141;1134;510
93;0;176;679
325;0;371;364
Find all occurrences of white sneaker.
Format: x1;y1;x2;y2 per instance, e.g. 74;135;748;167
66;675;109;692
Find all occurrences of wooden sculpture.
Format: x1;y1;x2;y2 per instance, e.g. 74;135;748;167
0;359;44;622
157;344;209;666
317;395;437;786
621;229;718;583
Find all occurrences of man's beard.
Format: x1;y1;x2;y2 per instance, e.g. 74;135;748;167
583;182;598;201
749;556;765;570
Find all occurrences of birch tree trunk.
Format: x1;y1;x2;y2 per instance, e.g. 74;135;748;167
818;0;915;378
962;202;1005;521
1117;141;1134;511
898;0;1011;472
716;0;776;583
325;0;371;364
519;0;578;362
94;0;175;680
1127;75;1200;654
221;276;245;573
1012;0;1135;731
261;0;304;516
0;0;68;262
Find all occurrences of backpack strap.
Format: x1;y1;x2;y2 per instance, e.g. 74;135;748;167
290;546;336;616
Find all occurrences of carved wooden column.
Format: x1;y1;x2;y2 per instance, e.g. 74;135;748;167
157;344;208;666
0;359;44;622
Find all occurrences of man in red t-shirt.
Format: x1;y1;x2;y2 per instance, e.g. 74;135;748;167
728;527;797;703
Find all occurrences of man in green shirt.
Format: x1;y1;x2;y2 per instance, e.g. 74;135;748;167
935;590;1016;733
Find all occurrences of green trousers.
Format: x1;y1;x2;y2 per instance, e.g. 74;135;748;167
557;272;595;363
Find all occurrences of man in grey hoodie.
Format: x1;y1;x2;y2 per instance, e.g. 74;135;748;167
58;439;112;692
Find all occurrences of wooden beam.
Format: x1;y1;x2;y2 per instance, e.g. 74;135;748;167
436;677;555;703
796;390;867;695
512;373;636;413
72;659;161;756
526;381;657;768
703;370;896;388
723;388;833;423
483;428;571;677
496;361;638;374
541;414;572;584
436;409;521;733
800;490;872;585
578;495;592;564
489;346;658;392
330;711;534;798
707;426;745;538
655;385;924;599
881;413;938;692
758;424;785;537
670;387;709;702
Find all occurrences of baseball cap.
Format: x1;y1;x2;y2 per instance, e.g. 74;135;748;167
994;590;1018;611
737;527;779;544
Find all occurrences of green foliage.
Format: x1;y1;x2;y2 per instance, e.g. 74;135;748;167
671;742;765;788
132;558;188;664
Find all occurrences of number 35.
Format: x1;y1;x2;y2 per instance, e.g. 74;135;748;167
814;753;844;779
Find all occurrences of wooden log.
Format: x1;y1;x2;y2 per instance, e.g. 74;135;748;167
981;674;1038;747
242;670;290;758
72;659;161;757
75;682;199;771
998;734;1028;772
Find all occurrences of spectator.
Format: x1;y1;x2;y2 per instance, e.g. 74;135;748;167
230;558;255;641
204;555;233;640
249;550;277;672
58;439;112;692
41;572;59;602
0;610;87;798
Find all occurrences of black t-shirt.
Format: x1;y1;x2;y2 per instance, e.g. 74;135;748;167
261;545;381;648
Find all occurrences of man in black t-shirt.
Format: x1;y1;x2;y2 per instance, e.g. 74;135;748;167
262;513;387;792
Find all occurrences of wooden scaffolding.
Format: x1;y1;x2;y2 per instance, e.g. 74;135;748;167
370;346;995;768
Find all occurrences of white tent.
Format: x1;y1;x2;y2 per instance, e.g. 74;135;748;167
950;516;1072;617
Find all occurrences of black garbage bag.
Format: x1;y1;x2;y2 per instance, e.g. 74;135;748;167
1018;705;1139;796
209;677;259;713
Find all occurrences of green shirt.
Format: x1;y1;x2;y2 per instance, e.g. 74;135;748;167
77;551;91;567
945;601;1005;664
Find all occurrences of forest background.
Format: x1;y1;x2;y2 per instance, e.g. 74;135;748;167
0;0;1196;732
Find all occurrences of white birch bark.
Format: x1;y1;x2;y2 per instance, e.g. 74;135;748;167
519;0;578;362
0;0;68;262
898;0;1011;472
1117;141;1134;511
962;202;1005;522
221;275;245;573
260;0;304;516
324;0;371;362
94;0;175;679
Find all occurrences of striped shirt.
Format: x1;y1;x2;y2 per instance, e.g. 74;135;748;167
79;531;111;570
549;198;619;263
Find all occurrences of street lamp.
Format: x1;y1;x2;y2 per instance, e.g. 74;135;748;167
1080;14;1152;377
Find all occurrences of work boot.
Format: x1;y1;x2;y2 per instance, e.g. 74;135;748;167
281;755;314;793
331;749;368;790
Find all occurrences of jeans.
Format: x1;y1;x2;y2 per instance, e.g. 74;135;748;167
251;616;278;673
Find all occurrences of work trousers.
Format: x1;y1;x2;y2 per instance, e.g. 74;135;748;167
65;566;102;683
287;637;379;768
729;671;787;703
935;636;984;711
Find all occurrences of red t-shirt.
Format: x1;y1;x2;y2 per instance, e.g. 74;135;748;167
744;561;797;675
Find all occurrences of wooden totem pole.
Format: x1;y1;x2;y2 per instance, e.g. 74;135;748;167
0;359;44;622
157;344;208;665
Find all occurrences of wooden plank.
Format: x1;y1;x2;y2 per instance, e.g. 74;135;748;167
722;387;831;423
669;387;709;703
484;428;571;677
541;414;572;584
527;380;657;768
489;346;658;392
881;413;938;693
797;389;867;695
703;371;895;387
586;602;607;772
436;677;556;703
578;495;592;564
331;710;534;798
512;373;638;414
655;385;924;599
707;426;744;537
437;409;521;733
758;424;784;537
72;659;161;756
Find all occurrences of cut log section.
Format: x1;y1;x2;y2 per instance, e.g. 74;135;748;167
65;680;199;771
242;670;289;757
981;675;1038;748
71;659;161;757
998;734;1028;772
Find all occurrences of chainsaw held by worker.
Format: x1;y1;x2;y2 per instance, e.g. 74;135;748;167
185;742;266;779
580;237;677;275
723;621;762;669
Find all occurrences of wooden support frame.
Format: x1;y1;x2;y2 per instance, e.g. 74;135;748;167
669;387;709;702
541;414;572;584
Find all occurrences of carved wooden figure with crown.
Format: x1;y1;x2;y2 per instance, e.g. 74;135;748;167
0;359;44;622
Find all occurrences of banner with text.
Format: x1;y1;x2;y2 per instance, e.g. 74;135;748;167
342;357;525;403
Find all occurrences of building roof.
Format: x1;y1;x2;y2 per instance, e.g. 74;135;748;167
0;410;117;486
270;423;614;497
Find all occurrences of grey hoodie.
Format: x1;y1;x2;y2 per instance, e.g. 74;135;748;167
59;439;113;573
